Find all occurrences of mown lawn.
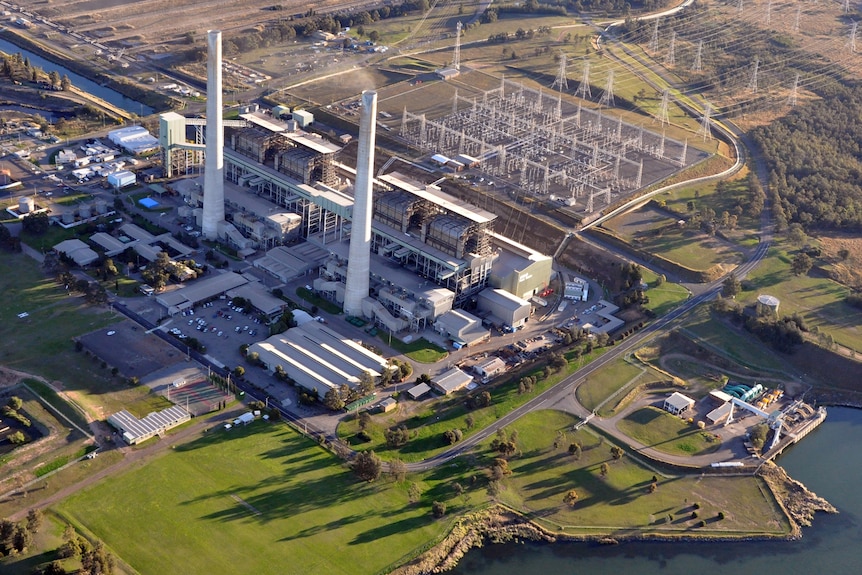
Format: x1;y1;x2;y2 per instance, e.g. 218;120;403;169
575;359;644;412
384;335;448;363
617;407;722;457
640;269;690;317
493;411;789;534
56;422;451;575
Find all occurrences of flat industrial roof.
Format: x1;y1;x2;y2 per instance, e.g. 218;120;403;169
433;367;473;394
479;288;531;311
249;321;389;397
240;112;288;133
157;271;248;309
380;172;496;225
108;405;190;443
285;132;341;155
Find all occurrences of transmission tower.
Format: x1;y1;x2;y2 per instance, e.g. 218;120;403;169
599;69;615;108
736;0;743;12
666;31;677;66
697;104;713;140
657;88;670;125
794;5;801;33
748;57;760;93
788;73;800;107
649;19;660;52
577;59;592;100
453;21;462;70
551;52;569;91
691;39;704;73
765;0;772;25
845;0;851;14
850;21;858;53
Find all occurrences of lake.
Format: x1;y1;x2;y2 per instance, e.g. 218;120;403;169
450;407;862;574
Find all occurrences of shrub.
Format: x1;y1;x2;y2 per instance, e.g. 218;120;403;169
432;501;447;518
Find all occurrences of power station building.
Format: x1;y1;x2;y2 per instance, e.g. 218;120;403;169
157;39;552;335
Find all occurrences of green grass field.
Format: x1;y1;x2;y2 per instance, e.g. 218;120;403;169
491;411;788;534
383;336;448;363
0;515;84;575
617;407;721;457
56;422;452;575
740;243;862;352
640;269;690;316
295;287;341;314
339;346;608;462
575;359;644;412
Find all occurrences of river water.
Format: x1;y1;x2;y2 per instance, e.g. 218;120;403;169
0;37;153;116
451;407;862;575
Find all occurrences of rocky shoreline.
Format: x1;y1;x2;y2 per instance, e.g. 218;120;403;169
391;461;839;574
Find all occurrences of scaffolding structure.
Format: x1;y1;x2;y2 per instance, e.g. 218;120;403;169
399;78;688;213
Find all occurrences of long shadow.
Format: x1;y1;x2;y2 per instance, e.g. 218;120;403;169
279;511;372;541
350;514;434;545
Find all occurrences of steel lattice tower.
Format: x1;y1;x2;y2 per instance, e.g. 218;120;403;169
788;73;800;107
649;19;660;52
691;39;704;73
697;104;713;141
748;58;760;93
599;69;615;108
666;31;677;66
453;21;462;70
551;53;569;91
577;59;592;99
657;88;670;125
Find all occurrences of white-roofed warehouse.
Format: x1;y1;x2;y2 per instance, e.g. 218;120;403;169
248;321;392;398
108;405;191;444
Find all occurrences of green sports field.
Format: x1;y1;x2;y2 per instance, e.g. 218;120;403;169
56;422;449;575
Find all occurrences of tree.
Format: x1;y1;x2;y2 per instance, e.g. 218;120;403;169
12;523;32;553
489;458;512;481
610;446;624;460
721;272;741;298
407;482;421;504
26;508;42;534
786;223;806;246
600;462;609;477
80;540;114;575
384;425;410;448
838;248;850;261
389;458;407;482
7;396;22;411
791;252;813;276
465;414;475;429
358;411;371;431
358;370;375;396
233;366;245;378
103;258;118;277
568;442;582;460
432;501;447;518
350;450;382;481
42;560;68;575
563;489;579;507
368;30;380;43
323;388;345;411
60;74;71;90
8;431;26;444
22;212;50;235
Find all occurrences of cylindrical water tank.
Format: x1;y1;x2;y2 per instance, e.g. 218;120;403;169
78;203;92;218
94;198;107;214
19;196;35;213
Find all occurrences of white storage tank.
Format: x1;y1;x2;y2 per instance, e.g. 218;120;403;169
19;196;35;213
78;203;92;218
94;198;107;214
756;294;780;316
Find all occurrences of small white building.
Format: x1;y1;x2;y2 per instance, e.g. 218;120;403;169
663;392;695;416
292;110;314;128
431;367;473;395
474;357;507;381
107;170;136;189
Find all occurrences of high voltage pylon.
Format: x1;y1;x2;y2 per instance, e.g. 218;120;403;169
844;0;851;14
697;104;713;141
849;21;858;53
748;57;760;93
599;69;615;108
657;88;670;125
649;20;660;52
736;0;743;12
666;31;677;66
765;0;772;25
577;59;592;100
794;5;801;33
788;73;800;107
551;53;569;91
691;39;704;73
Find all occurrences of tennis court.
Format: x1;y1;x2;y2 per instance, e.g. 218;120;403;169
165;379;231;416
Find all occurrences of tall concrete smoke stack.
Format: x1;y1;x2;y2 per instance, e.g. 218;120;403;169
202;30;225;240
343;90;377;317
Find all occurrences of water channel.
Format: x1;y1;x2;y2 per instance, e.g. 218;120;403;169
451;407;862;575
0;37;153;116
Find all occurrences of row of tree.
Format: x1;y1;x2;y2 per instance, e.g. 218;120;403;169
1;52;71;90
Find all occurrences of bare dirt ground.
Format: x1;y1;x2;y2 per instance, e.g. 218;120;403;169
817;233;862;290
15;0;364;53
